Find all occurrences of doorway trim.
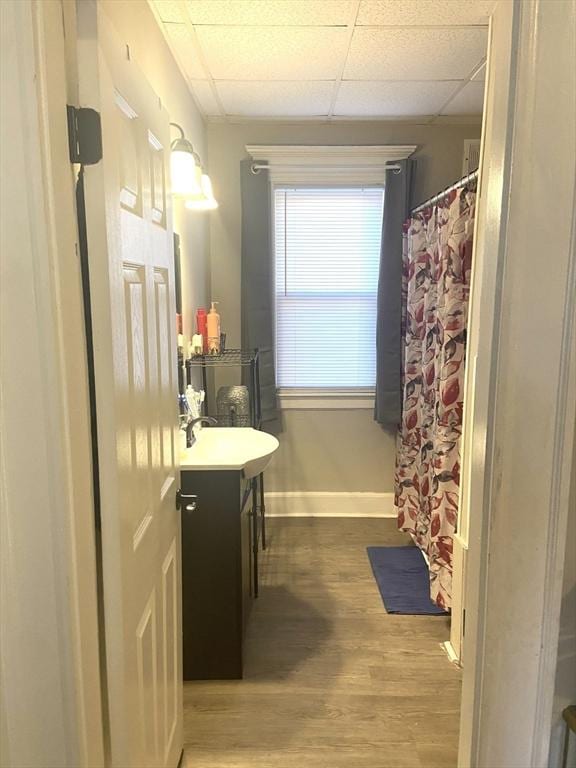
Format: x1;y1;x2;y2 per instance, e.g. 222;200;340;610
458;1;576;766
0;1;104;766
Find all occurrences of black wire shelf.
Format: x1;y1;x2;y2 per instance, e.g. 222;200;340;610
205;413;254;428
187;348;258;367
203;413;262;430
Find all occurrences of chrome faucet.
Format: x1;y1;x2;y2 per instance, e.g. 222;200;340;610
186;416;217;447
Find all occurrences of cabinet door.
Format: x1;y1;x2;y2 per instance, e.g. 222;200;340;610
182;471;243;680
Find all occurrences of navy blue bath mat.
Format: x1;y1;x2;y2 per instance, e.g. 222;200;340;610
366;546;448;615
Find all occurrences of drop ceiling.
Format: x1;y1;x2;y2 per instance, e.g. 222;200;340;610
149;0;491;121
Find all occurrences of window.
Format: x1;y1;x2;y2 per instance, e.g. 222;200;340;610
274;187;384;390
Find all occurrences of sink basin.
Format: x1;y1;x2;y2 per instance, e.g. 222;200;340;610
180;427;279;479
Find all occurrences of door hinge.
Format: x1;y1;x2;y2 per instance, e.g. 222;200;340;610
66;105;102;165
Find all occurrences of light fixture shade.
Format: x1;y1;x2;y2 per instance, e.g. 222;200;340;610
200;173;218;208
185;173;218;211
170;137;202;196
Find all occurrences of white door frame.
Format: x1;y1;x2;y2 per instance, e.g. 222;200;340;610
448;0;515;671
458;1;576;766
0;1;104;766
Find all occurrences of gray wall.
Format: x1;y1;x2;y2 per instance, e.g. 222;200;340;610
267;410;397;493
207;120;481;493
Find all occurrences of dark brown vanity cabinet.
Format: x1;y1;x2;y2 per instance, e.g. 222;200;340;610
180;470;255;680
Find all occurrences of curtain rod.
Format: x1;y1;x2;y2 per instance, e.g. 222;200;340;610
250;162;402;174
411;169;479;214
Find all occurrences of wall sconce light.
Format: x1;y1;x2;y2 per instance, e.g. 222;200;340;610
170;123;218;211
170;122;202;197
185;173;218;211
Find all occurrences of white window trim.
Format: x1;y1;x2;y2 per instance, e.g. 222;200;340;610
247;144;417;185
248;145;416;408
277;388;375;410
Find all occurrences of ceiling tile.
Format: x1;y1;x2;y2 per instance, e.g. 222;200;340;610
195;26;349;80
344;27;488;80
163;23;207;79
186;0;352;26
153;1;186;23
357;0;494;26
215;80;334;116
334;80;460;117
441;80;485;115
190;80;222;115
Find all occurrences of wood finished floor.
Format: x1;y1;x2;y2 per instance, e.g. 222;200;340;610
183;518;461;768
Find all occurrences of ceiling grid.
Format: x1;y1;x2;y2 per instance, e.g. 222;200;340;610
326;0;361;120
150;0;491;121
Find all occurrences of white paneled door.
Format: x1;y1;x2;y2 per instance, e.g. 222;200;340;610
76;3;182;766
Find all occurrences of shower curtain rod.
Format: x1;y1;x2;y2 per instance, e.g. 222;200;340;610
250;161;402;174
411;169;479;214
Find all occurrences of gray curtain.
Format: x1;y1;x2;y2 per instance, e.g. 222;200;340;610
240;158;279;428
374;159;415;429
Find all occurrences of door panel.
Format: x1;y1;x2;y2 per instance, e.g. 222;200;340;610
149;132;167;226
154;267;175;483
136;592;159;765
76;3;182;766
116;92;141;213
161;539;179;763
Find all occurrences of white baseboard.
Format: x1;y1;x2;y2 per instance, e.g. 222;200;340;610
264;491;396;518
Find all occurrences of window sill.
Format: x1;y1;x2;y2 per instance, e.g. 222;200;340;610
277;388;375;410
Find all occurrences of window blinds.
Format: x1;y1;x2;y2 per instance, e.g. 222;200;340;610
274;187;384;389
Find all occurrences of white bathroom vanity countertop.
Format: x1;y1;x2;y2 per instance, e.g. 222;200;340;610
180;427;279;479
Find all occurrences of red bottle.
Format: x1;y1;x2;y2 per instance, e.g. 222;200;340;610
196;308;208;355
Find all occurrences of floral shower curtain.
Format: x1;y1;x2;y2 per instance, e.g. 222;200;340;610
394;182;476;610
